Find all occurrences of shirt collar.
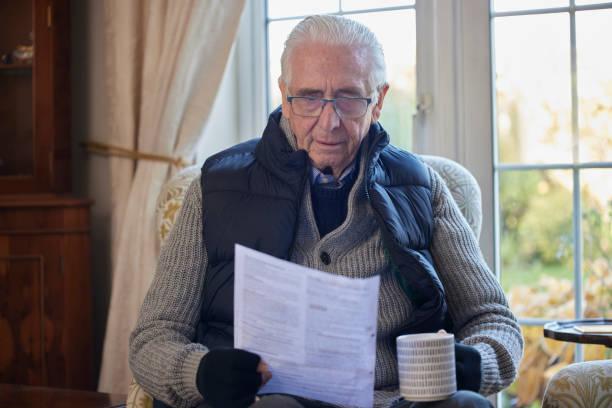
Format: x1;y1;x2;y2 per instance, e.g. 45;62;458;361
310;162;356;188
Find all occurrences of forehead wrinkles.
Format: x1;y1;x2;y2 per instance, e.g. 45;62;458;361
286;43;372;92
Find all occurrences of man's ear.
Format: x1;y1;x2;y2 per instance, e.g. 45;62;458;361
371;83;389;123
279;78;291;119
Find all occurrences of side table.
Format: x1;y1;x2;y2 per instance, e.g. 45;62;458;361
543;318;612;348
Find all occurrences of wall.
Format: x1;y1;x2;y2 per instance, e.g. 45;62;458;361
195;47;240;162
71;0;111;382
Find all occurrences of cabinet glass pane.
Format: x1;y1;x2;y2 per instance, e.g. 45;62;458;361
493;0;567;12
500;170;574;319
581;169;611;319
493;14;572;164
0;1;34;177
576;10;612;162
267;0;339;19
341;0;414;12
349;10;416;150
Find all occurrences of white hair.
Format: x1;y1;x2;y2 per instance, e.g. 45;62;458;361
280;15;387;100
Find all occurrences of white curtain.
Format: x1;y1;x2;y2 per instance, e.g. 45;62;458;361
98;0;245;394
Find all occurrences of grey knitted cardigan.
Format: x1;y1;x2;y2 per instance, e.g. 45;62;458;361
129;120;523;408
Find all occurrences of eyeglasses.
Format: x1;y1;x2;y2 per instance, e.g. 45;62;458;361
287;95;372;119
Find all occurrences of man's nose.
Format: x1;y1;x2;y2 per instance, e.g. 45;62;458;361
317;100;340;130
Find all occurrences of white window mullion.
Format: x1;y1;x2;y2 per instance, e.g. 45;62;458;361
569;0;584;362
572;168;584;361
490;2;502;282
455;0;495;266
414;0;457;159
415;0;494;264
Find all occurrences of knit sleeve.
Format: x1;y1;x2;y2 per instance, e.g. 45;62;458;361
129;177;208;408
427;166;524;395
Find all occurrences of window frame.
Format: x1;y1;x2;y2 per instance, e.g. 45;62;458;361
258;0;611;327
260;1;496;265
263;0;418;139
489;0;612;361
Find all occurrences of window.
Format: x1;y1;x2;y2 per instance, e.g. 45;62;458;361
259;1;611;407
491;1;612;406
266;0;416;150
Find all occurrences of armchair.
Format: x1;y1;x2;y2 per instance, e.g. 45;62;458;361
127;155;483;407
542;359;612;407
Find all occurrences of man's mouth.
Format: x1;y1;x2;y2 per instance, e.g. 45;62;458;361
316;140;342;147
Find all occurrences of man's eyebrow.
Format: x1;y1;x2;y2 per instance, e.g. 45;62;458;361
335;87;364;96
293;88;323;96
291;87;366;97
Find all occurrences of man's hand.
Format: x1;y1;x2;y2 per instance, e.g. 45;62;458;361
437;330;482;392
196;348;271;408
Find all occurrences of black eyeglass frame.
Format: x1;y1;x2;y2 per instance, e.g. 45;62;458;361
286;95;373;119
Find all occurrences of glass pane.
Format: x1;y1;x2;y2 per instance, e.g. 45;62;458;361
0;1;33;177
501;170;575;319
584;344;612;365
267;11;416;151
581;169;611;319
576;10;612;162
267;0;339;19
493;0;568;12
349;10;416;150
494;14;572;164
501;324;576;408
267;19;301;110
341;0;414;12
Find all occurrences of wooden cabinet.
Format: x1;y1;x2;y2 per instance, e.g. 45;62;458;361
0;0;95;390
0;196;94;389
0;0;71;194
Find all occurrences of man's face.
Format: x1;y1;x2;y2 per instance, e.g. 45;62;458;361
280;43;388;177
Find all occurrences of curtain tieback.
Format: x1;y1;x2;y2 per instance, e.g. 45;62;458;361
82;141;190;168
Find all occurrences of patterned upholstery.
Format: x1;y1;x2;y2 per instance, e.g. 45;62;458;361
127;379;154;408
421;155;482;239
127;156;483;407
542;360;612;408
155;165;201;246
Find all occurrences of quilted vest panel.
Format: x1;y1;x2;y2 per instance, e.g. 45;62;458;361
197;111;447;348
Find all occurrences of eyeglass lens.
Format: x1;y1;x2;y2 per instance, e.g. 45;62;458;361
291;97;368;118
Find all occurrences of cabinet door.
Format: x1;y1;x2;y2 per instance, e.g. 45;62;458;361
0;0;70;194
0;199;94;389
0;252;46;385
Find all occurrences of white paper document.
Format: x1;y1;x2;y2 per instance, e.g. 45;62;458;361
234;244;380;408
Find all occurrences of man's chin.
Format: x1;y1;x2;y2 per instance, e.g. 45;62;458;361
310;158;341;173
311;149;346;164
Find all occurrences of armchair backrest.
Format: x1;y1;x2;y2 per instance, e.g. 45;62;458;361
155;155;482;246
156;165;201;246
420;155;482;240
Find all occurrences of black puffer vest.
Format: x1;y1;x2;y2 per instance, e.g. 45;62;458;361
196;110;449;348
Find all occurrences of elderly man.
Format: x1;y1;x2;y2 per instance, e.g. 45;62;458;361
129;15;523;408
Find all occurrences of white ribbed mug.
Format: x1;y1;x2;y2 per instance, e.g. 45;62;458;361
396;333;456;402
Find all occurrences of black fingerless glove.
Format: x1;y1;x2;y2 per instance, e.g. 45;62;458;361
455;342;482;392
196;348;262;408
